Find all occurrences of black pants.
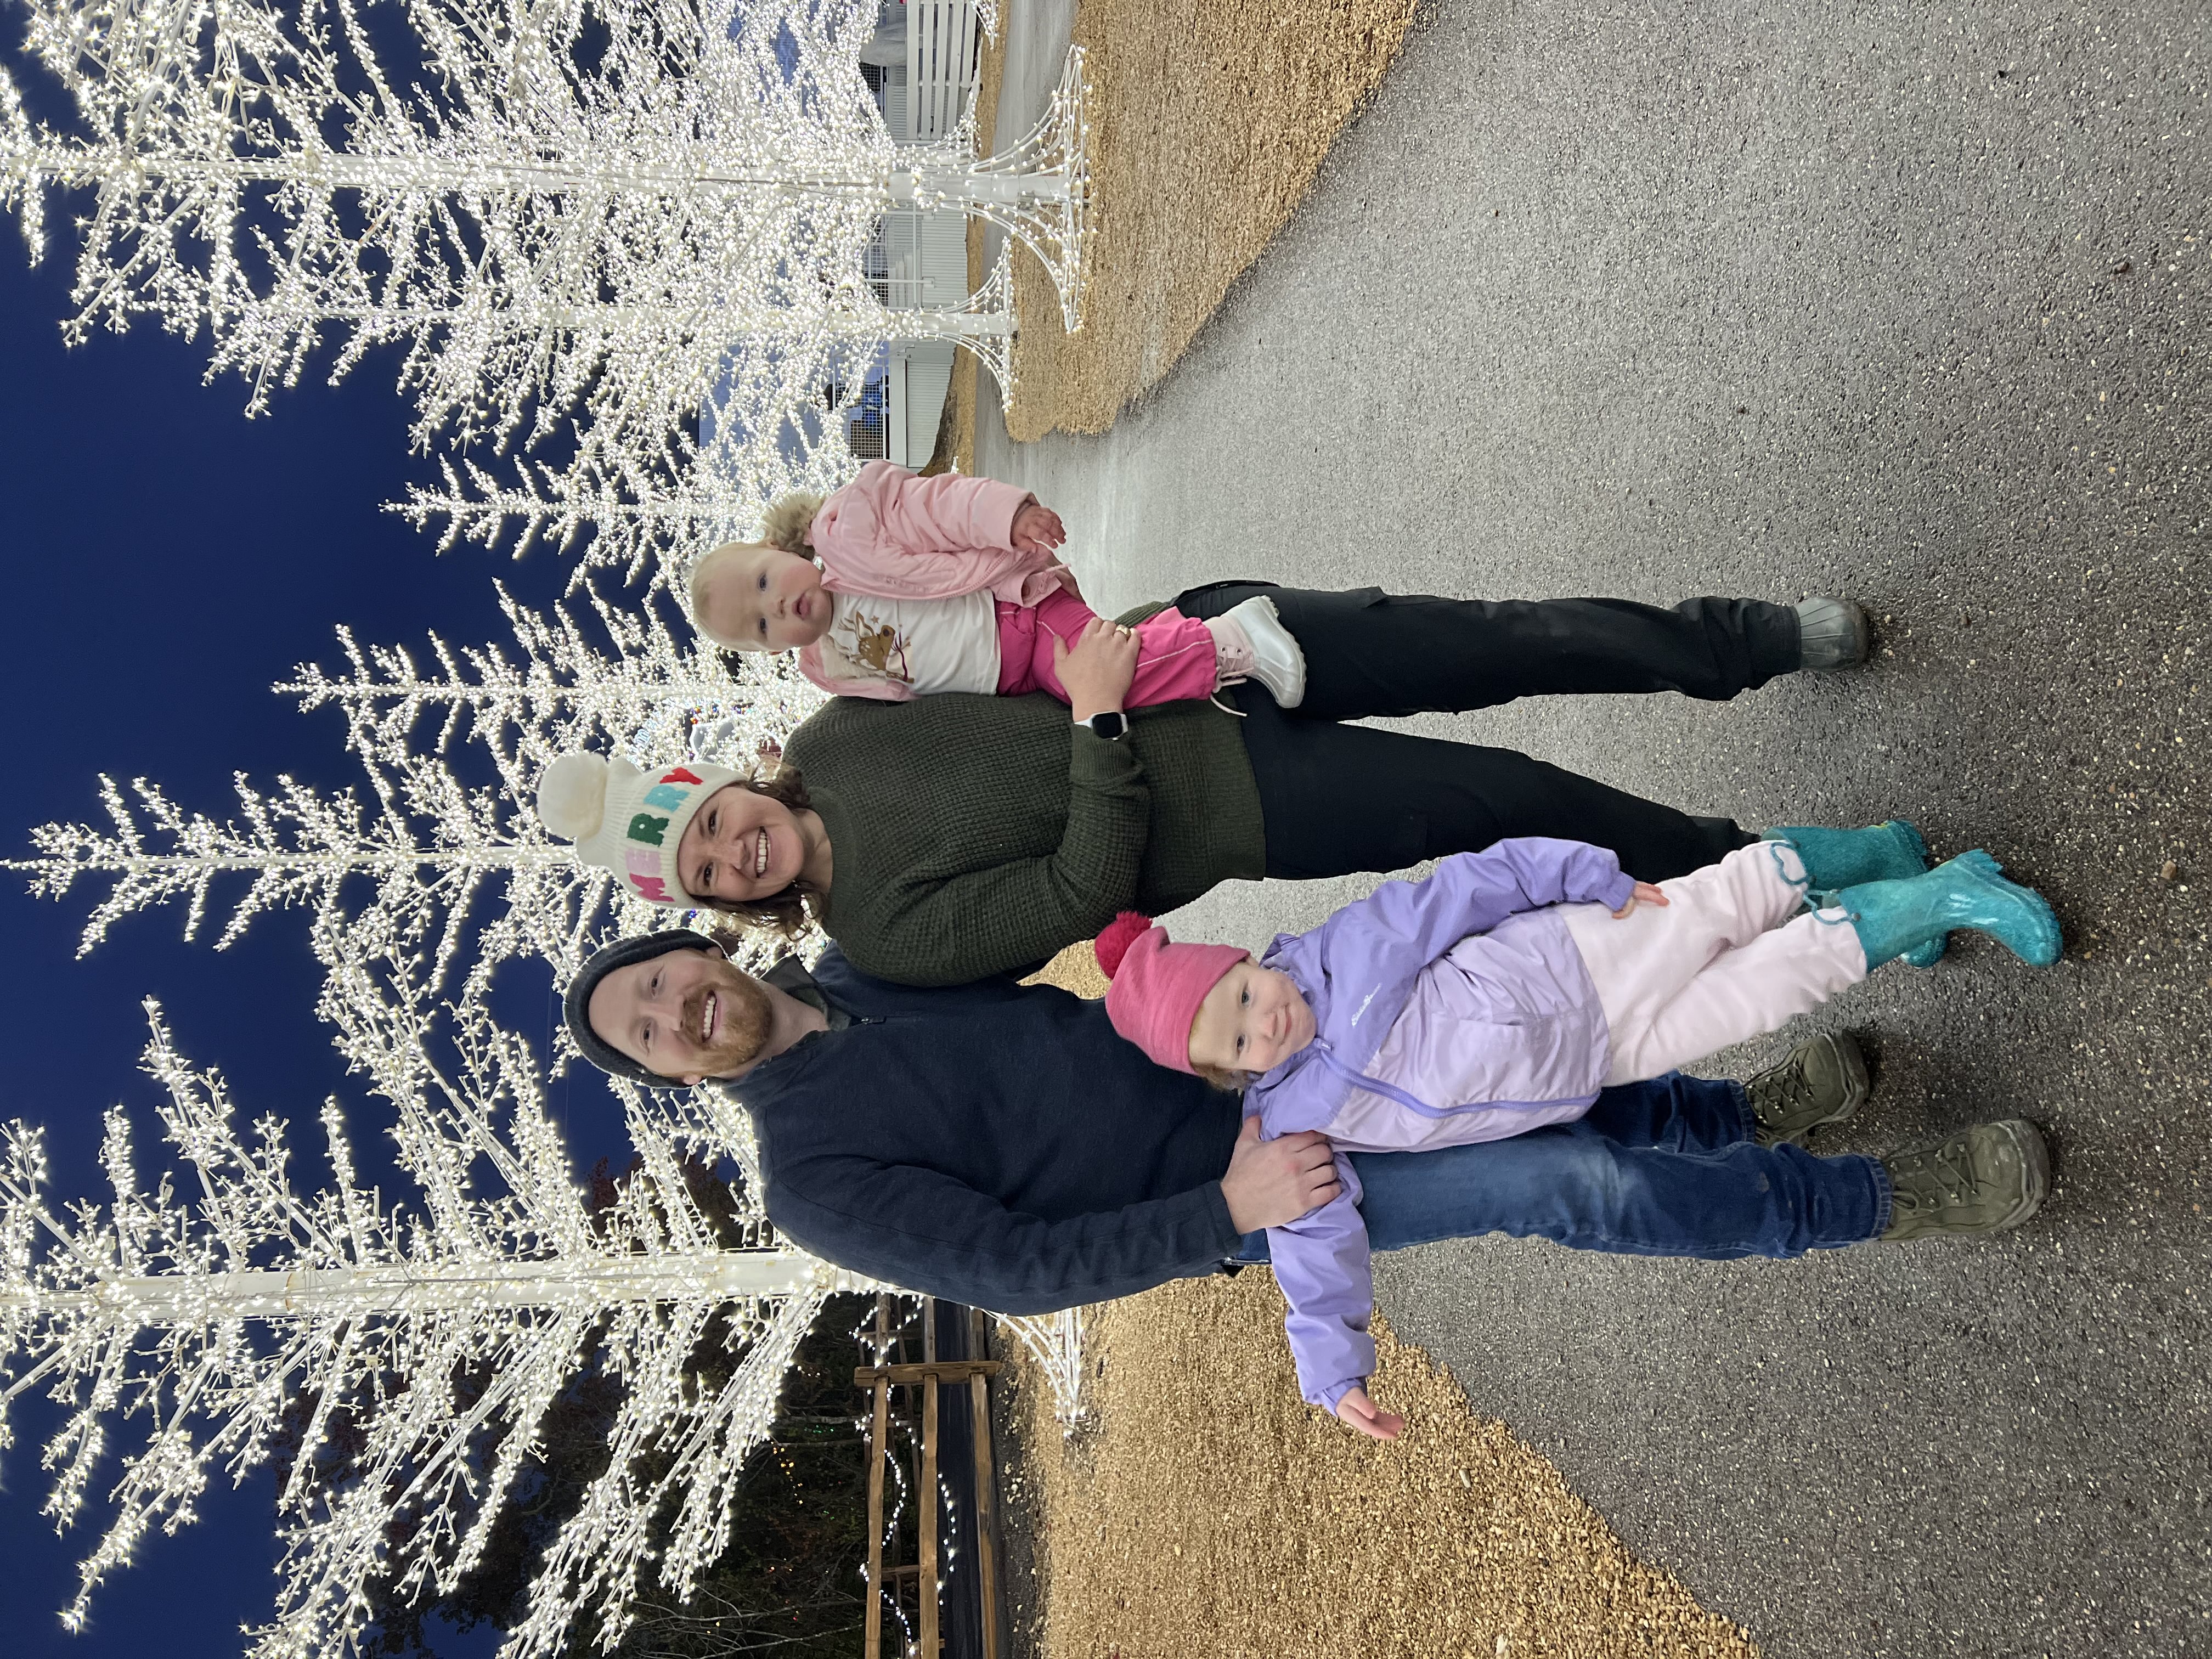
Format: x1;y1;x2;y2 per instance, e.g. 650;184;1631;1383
1174;584;1791;883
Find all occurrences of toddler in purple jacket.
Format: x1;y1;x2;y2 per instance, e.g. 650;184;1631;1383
1094;827;2062;1440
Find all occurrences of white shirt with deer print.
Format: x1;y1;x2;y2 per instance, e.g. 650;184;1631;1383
817;589;1002;694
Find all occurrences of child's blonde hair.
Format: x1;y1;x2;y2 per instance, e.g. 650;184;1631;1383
686;490;826;650
759;490;823;555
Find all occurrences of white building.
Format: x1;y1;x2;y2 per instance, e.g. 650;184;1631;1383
853;1;986;466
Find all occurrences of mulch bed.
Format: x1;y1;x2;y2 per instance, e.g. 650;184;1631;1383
996;0;1419;438
998;1276;1759;1659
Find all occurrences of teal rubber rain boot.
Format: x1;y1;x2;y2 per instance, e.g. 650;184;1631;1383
1835;850;2063;969
1763;821;1944;967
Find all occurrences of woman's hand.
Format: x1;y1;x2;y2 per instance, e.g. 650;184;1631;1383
1053;615;1141;723
1334;1385;1405;1441
1611;882;1670;919
1220;1116;1340;1231
1012;500;1066;555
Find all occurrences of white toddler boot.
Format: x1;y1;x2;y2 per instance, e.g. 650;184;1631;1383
1206;595;1307;708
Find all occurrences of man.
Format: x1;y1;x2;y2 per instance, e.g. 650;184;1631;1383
563;932;2049;1314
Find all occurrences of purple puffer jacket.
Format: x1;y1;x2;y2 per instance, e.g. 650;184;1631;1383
1244;839;1635;1412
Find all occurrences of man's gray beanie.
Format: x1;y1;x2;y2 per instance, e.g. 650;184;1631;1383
564;930;723;1088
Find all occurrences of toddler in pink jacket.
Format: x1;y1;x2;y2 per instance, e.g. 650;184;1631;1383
687;461;1305;709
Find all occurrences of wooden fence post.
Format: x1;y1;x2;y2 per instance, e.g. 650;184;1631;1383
864;1368;889;1659
969;1364;1001;1656
921;1370;940;1659
852;1341;1006;1657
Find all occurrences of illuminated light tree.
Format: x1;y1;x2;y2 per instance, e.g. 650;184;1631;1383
393;455;772;585
393;448;821;589
6;582;818;984
2;489;1093;1659
0;0;1084;472
0;977;868;1659
278;580;816;819
385;241;1023;588
216;246;1022;417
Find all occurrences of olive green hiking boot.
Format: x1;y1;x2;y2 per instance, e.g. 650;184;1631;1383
1746;1031;1871;1147
1880;1120;2051;1241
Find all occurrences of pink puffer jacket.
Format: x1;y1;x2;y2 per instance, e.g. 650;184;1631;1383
797;462;1068;700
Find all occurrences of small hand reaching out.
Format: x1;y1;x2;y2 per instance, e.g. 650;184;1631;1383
1334;1385;1404;1441
1611;882;1671;919
1011;500;1066;556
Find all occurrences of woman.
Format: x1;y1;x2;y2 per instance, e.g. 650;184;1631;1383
538;583;1875;986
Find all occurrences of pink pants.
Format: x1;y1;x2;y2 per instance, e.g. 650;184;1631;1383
993;588;1218;705
1557;842;1870;1086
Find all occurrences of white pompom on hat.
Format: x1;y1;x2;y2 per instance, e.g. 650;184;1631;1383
537;753;612;840
535;751;743;908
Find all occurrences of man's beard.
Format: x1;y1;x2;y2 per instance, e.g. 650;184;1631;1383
675;959;775;1076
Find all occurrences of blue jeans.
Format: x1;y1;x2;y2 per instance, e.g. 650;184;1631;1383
1233;1071;1891;1263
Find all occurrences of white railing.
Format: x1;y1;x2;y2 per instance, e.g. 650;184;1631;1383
906;2;981;142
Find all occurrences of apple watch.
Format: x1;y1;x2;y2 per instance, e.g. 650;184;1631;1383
1076;710;1129;742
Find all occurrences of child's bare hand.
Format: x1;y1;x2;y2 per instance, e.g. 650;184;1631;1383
1012;501;1066;555
1334;1385;1404;1442
1611;882;1670;919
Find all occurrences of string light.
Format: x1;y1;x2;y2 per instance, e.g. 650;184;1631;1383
0;1001;872;1659
0;571;1092;1659
0;0;1087;547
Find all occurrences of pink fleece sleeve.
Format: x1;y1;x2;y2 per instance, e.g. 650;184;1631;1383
810;464;1068;605
855;461;1030;552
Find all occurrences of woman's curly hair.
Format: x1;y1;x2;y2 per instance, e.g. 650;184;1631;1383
684;764;823;939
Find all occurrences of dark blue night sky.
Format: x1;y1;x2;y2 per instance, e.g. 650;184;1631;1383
0;187;634;1659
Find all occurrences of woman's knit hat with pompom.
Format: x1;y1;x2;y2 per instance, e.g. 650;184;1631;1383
1093;912;1249;1074
537;752;742;909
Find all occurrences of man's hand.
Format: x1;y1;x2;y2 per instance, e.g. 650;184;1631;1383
1012;500;1066;555
1220;1116;1341;1232
1611;881;1670;918
1053;615;1141;723
1334;1385;1405;1441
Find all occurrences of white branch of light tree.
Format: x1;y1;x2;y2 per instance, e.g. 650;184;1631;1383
0;994;873;1659
0;0;1083;483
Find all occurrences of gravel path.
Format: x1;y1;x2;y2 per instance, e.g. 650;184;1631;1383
981;5;2210;1656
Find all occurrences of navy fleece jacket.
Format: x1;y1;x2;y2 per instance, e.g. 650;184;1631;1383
730;947;1246;1313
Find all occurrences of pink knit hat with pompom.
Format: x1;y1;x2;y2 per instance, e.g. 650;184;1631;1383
1094;912;1249;1074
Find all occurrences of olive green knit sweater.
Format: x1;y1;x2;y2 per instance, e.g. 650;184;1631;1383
780;691;1266;986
